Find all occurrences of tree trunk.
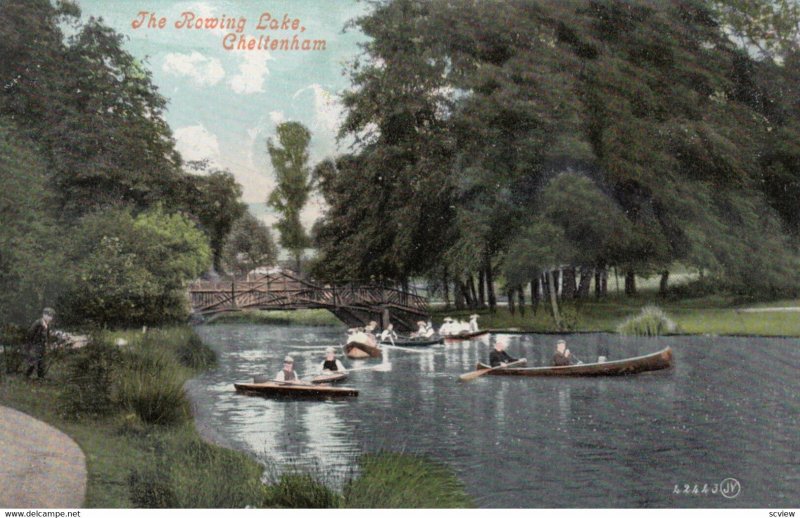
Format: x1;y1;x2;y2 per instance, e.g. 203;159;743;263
542;272;550;300
454;278;466;310
546;269;562;329
485;261;497;313
442;267;451;310
295;253;302;275
562;267;577;299
594;268;602;299
659;270;669;295
530;279;539;315
577;267;593;299
478;269;486;308
552;269;562;300
601;268;608;296
467;274;478;309
462;280;474;309
507;287;516;315
517;285;525;317
624;270;637;296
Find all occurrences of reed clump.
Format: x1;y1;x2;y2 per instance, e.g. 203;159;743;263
616;305;678;336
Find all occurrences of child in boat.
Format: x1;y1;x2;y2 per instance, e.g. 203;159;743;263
320;347;347;373
489;338;518;367
275;355;300;381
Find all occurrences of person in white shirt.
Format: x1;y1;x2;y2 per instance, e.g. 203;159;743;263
275;355;300;382
438;317;453;336
469;314;480;332
320;347;347;373
380;323;398;344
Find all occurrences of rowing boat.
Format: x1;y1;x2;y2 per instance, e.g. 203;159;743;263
343;341;382;359
443;330;489;341
311;371;349;384
474;347;673;376
379;335;443;347
234;381;358;397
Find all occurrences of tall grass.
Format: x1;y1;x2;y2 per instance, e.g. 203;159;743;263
616;305;678;336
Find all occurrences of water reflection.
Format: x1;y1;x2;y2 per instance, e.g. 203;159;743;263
188;325;800;508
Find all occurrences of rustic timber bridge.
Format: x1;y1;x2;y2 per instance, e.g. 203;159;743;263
188;270;429;332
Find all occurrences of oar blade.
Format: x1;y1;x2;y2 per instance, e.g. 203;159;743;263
458;368;491;382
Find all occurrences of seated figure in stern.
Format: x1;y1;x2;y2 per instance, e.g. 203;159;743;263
468;314;480;333
424;320;435;338
438;317;453;336
411;320;427;338
320;346;347;373
552;339;576;366
380;323;398;344
275;355;300;381
489;338;518;367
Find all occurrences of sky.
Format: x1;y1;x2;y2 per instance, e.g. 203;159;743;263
76;0;371;228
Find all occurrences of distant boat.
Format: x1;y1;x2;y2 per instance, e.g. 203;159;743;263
234;381;358;397
443;330;489;341
474;347;673;377
379;335;443;347
310;371;348;384
343;341;382;359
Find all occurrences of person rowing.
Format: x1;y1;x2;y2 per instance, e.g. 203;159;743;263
468;314;480;333
320;346;347;373
275;355;306;382
489;337;519;367
552;339;581;366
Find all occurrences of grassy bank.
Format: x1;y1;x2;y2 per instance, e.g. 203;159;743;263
434;295;800;336
205;309;341;327
0;326;473;508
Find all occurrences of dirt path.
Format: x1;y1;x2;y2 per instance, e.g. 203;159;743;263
0;405;86;508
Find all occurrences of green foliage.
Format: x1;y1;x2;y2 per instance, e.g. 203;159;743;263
61;340;122;419
222;212;277;276
176;333;217;370
617;305;678;336
60;207;211;327
343;452;472;508
263;473;342;508
267;121;313;270
130;432;266;508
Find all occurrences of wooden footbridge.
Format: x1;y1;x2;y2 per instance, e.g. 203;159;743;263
188;270;429;332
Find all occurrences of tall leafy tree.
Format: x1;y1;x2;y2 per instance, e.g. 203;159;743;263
222;213;278;277
267;122;313;273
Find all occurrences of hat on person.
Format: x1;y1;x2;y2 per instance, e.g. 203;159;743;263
43;307;55;318
444;317;453;322
283;356;294;364
556;339;566;345
470;314;479;319
325;346;335;354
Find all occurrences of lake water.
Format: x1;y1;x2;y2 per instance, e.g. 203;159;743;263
187;324;799;508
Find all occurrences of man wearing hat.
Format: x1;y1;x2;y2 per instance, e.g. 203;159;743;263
552;339;575;366
275;355;300;381
25;307;55;379
320;346;347;373
489;337;519;367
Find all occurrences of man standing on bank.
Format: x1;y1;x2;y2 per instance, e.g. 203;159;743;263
26;307;55;379
489;338;518;367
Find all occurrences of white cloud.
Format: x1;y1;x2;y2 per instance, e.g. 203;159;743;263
228;52;273;94
174;124;221;165
292;84;345;160
162;51;224;87
269;111;285;125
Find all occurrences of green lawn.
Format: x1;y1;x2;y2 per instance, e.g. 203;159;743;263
433;295;800;336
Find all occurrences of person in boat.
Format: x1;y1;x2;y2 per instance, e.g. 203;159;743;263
489;338;518;367
552;340;575;366
438;317;453;336
424;320;435;338
320;346;347;373
275;355;300;382
468;314;480;333
380;323;398;344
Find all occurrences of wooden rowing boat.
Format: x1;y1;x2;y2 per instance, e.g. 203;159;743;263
234;381;358;397
379;335;444;347
311;371;348;384
343;341;382;359
474;347;673;376
443;330;489;341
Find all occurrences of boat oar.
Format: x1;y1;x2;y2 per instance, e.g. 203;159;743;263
459;358;527;382
345;362;392;373
381;344;435;354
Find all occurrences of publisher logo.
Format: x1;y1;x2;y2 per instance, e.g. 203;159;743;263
720;478;741;499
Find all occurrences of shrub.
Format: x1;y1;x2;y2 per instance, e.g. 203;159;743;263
176;333;217;370
129;467;177;508
616;305;678;336
61;340;121;418
263;473;342;508
343;452;473;508
1;324;27;374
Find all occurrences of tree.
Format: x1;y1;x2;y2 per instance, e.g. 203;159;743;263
222;213;278;277
61;207;211;326
267;122;313;273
